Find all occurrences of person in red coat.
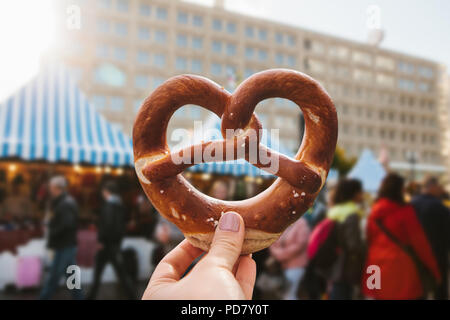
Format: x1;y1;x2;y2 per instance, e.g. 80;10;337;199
362;173;441;300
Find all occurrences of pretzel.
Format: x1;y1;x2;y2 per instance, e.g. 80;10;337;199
133;69;337;254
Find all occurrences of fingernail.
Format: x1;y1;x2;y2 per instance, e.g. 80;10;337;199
219;212;240;232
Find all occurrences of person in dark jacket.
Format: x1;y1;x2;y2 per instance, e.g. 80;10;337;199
412;176;450;299
40;176;83;300
87;181;136;299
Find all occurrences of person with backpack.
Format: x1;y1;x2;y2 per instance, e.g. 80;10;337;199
86;181;136;300
362;174;441;300
325;178;366;299
298;179;365;300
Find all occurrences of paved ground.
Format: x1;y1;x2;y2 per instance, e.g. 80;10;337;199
0;281;148;300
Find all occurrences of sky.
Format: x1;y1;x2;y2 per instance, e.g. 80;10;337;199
187;0;450;67
0;0;449;101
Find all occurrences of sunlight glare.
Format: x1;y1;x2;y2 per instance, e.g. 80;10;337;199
0;0;56;101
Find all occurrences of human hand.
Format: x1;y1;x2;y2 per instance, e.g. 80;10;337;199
142;212;256;300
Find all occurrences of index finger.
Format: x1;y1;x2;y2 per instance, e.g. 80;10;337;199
150;239;204;283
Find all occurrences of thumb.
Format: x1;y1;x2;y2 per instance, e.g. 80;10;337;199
206;211;245;271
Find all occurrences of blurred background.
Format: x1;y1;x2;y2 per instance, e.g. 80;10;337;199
0;0;448;300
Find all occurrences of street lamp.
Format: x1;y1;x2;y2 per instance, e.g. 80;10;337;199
406;151;418;182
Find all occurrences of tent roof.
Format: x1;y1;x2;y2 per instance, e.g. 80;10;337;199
0;64;133;166
348;149;386;193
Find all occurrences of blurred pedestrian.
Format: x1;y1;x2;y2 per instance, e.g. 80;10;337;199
270;217;310;300
412;176;450;299
362;173;441;300
255;256;287;300
40;176;83;300
326;178;365;300
1;175;32;226
86;181;136;300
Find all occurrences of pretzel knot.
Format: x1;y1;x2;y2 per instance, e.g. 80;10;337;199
133;69;338;254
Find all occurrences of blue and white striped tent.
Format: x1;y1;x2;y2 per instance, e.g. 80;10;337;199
0;64;133;166
184;115;295;178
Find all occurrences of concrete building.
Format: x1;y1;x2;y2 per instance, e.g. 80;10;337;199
53;0;449;181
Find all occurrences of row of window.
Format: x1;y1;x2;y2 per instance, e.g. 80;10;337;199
338;105;438;127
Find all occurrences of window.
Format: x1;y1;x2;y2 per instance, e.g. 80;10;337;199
192;36;203;49
275;53;284;65
154;30;167;44
310;41;325;55
305;58;325;73
258;49;268;61
245;26;254;38
115;23;128;37
227;22;236;34
113;47;126;61
353;51;371;65
135;75;149;89
418;66;433;78
134;99;143;113
92;95;106;110
212;19;222;31
353;69;372;82
212;40;222;53
418;82;430;92
156;7;168;20
153;53;166;67
287;55;296;67
177;12;188;24
138;26;150;40
175;57;188;71
211;63;222;76
245;47;254;59
139;3;151;16
96;20;110;33
94;64;126;87
244;68;254;78
398;61;415;74
226;65;237;76
258;29;267;41
97;0;112;9
226;43;236;56
96;44;109;58
110;96;125;111
191;59;202;73
376;73;394;87
328;45;348;60
176;34;188;48
117;0;128;12
152;77;164;89
398;79;415;91
275;33;283;44
137;51;150;64
193;15;203;27
375;56;394;70
287;35;295;47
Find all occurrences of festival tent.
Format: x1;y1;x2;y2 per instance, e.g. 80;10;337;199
174;115;296;178
348;149;387;193
0;64;133;166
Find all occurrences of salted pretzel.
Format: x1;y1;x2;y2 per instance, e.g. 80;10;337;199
133;69;337;254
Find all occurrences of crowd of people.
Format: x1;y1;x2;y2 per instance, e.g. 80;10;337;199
257;174;449;300
0;171;449;300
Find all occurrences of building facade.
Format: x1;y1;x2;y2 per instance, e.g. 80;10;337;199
54;0;448;181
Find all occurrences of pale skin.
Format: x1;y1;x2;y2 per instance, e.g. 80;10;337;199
142;212;257;300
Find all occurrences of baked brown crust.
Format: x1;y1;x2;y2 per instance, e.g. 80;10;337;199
133;69;338;253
